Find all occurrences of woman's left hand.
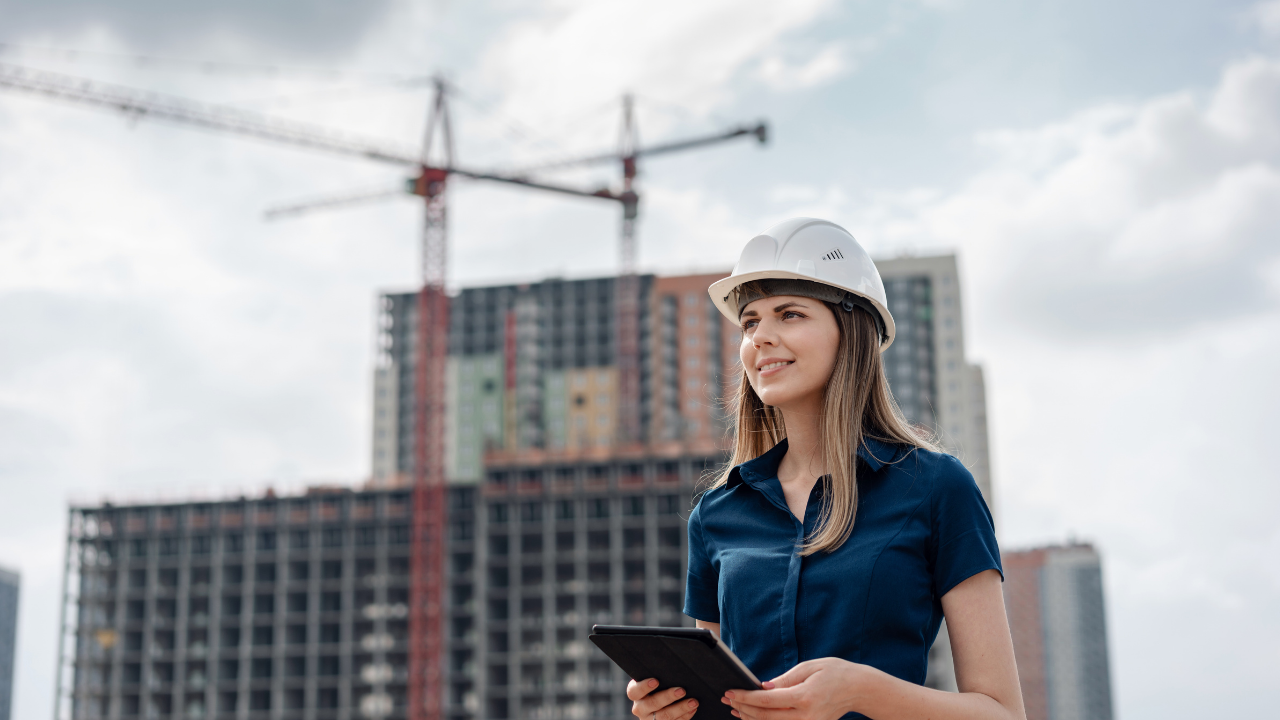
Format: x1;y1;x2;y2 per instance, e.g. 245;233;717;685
723;658;868;720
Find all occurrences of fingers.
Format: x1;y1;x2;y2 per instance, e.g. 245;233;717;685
764;660;820;689
658;697;700;720
646;688;694;718
630;685;697;720
722;689;804;720
668;698;700;720
650;691;701;717
726;686;805;709
627;679;659;703
725;705;799;720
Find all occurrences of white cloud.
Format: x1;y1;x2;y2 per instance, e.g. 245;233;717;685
467;0;839;158
1248;0;1280;38
757;43;848;90
848;56;1280;341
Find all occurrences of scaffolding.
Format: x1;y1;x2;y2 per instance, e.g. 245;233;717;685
55;508;116;720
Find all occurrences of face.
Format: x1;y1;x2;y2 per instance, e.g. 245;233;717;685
739;295;840;412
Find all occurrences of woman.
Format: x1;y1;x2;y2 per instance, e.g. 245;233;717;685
627;218;1025;720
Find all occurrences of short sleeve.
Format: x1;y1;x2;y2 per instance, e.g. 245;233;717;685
931;456;1002;598
683;498;721;622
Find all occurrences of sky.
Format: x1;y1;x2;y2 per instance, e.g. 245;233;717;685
1;0;1279;717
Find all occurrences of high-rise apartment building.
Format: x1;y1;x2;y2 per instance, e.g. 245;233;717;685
876;256;991;507
0;565;19;720
1003;544;1114;720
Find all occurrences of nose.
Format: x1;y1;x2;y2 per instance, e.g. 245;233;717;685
751;316;779;348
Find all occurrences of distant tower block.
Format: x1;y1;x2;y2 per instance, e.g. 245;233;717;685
875;255;992;509
1004;544;1115;720
0;566;18;720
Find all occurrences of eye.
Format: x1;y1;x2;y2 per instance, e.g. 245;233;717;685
741;318;759;331
782;311;804;320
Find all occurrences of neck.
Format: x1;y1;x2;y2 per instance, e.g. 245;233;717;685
777;393;825;482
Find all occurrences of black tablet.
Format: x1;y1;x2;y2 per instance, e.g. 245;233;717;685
589;625;761;720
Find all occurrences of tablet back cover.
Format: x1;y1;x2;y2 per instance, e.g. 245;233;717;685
589;633;756;720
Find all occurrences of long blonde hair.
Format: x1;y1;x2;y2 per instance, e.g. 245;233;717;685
710;282;941;555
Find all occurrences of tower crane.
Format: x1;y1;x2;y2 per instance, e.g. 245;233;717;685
0;61;767;720
265;91;767;447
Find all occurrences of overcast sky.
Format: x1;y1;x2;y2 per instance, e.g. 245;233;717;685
2;0;1279;717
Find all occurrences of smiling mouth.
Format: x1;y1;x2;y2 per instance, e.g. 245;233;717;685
759;361;793;371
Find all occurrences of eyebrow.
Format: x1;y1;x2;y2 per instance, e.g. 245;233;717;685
740;300;810;318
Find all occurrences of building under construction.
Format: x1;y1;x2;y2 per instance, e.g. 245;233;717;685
370;259;991;503
57;259;992;720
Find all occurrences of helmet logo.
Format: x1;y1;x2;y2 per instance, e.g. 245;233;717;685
821;247;845;261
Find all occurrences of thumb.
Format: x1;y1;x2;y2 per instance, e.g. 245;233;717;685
765;661;820;690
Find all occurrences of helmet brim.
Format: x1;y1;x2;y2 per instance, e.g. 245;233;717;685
708;269;897;351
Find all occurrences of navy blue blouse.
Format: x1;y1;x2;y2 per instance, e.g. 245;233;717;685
684;437;1001;699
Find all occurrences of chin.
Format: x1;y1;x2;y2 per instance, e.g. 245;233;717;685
755;385;800;408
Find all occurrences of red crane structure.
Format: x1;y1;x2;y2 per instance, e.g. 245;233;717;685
510;95;768;446
1;61;766;720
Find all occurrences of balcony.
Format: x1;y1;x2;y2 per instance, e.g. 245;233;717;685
517;680;544;693
555;641;586;659
553;702;587;720
555;674;585;692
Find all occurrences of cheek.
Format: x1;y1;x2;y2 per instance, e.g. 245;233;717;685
794;325;840;384
739;338;757;385
815;330;840;379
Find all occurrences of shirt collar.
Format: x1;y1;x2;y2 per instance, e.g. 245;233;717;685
725;436;904;488
858;436;902;472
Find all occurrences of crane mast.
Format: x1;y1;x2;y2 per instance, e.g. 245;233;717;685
409;80;452;720
616;94;643;445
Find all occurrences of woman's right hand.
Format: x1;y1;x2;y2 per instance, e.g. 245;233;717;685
627;678;699;720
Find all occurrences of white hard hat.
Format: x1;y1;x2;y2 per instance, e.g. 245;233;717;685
708;217;896;351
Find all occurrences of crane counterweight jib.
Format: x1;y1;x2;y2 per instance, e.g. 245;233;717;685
503;121;771;177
